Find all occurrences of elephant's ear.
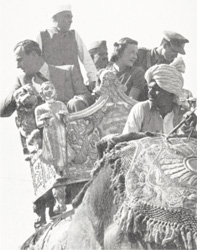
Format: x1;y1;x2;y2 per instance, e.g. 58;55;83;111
72;180;93;208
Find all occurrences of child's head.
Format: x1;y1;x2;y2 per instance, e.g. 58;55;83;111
40;81;57;101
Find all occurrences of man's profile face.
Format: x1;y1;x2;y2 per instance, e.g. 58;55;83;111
93;49;108;70
53;11;73;32
148;81;174;106
163;43;178;63
15;47;36;75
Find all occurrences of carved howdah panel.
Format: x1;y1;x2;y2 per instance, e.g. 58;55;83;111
30;70;137;200
30;150;58;198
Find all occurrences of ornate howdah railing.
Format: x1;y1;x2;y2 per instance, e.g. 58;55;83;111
28;71;137;226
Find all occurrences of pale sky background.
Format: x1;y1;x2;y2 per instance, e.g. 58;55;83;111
0;0;197;249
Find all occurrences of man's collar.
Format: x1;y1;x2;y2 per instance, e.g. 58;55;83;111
148;100;156;110
151;48;169;64
39;62;49;78
113;63;120;72
151;48;162;64
113;63;132;73
149;100;179;113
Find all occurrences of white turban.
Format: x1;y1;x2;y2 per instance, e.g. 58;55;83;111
145;64;184;97
49;2;72;18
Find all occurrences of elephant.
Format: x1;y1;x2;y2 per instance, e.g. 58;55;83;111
20;134;197;250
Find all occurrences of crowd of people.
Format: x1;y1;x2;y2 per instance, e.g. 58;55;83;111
0;2;197;160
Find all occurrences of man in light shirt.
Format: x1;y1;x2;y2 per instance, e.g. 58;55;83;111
123;63;194;135
37;3;97;91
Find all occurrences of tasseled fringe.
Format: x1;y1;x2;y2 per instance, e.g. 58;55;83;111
115;202;197;250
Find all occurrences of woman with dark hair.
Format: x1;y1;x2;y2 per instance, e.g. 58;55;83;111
106;37;147;101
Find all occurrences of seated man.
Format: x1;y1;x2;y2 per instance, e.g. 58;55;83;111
99;63;196;155
0;39;94;117
123;63;196;135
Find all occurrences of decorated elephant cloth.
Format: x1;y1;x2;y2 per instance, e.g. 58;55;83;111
19;135;197;250
109;136;197;250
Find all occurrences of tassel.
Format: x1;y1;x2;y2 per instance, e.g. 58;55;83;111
186;230;193;250
152;221;160;244
162;224;178;245
173;224;183;249
158;221;165;241
193;232;197;249
144;219;152;242
180;227;188;250
133;213;144;236
147;219;155;243
141;216;149;225
161;223;169;245
161;223;171;245
139;216;149;239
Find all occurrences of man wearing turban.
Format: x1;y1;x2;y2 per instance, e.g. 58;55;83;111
123;63;194;134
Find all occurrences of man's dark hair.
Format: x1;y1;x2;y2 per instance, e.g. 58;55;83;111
110;37;138;62
14;39;42;56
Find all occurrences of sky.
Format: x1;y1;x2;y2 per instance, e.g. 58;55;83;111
0;0;197;249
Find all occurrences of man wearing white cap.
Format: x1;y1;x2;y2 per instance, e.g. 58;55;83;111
123;63;196;135
134;30;189;72
37;3;97;91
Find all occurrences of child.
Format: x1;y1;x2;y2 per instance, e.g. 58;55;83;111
35;81;75;176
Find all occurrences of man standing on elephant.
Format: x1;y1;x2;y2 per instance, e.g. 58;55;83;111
37;3;97;92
